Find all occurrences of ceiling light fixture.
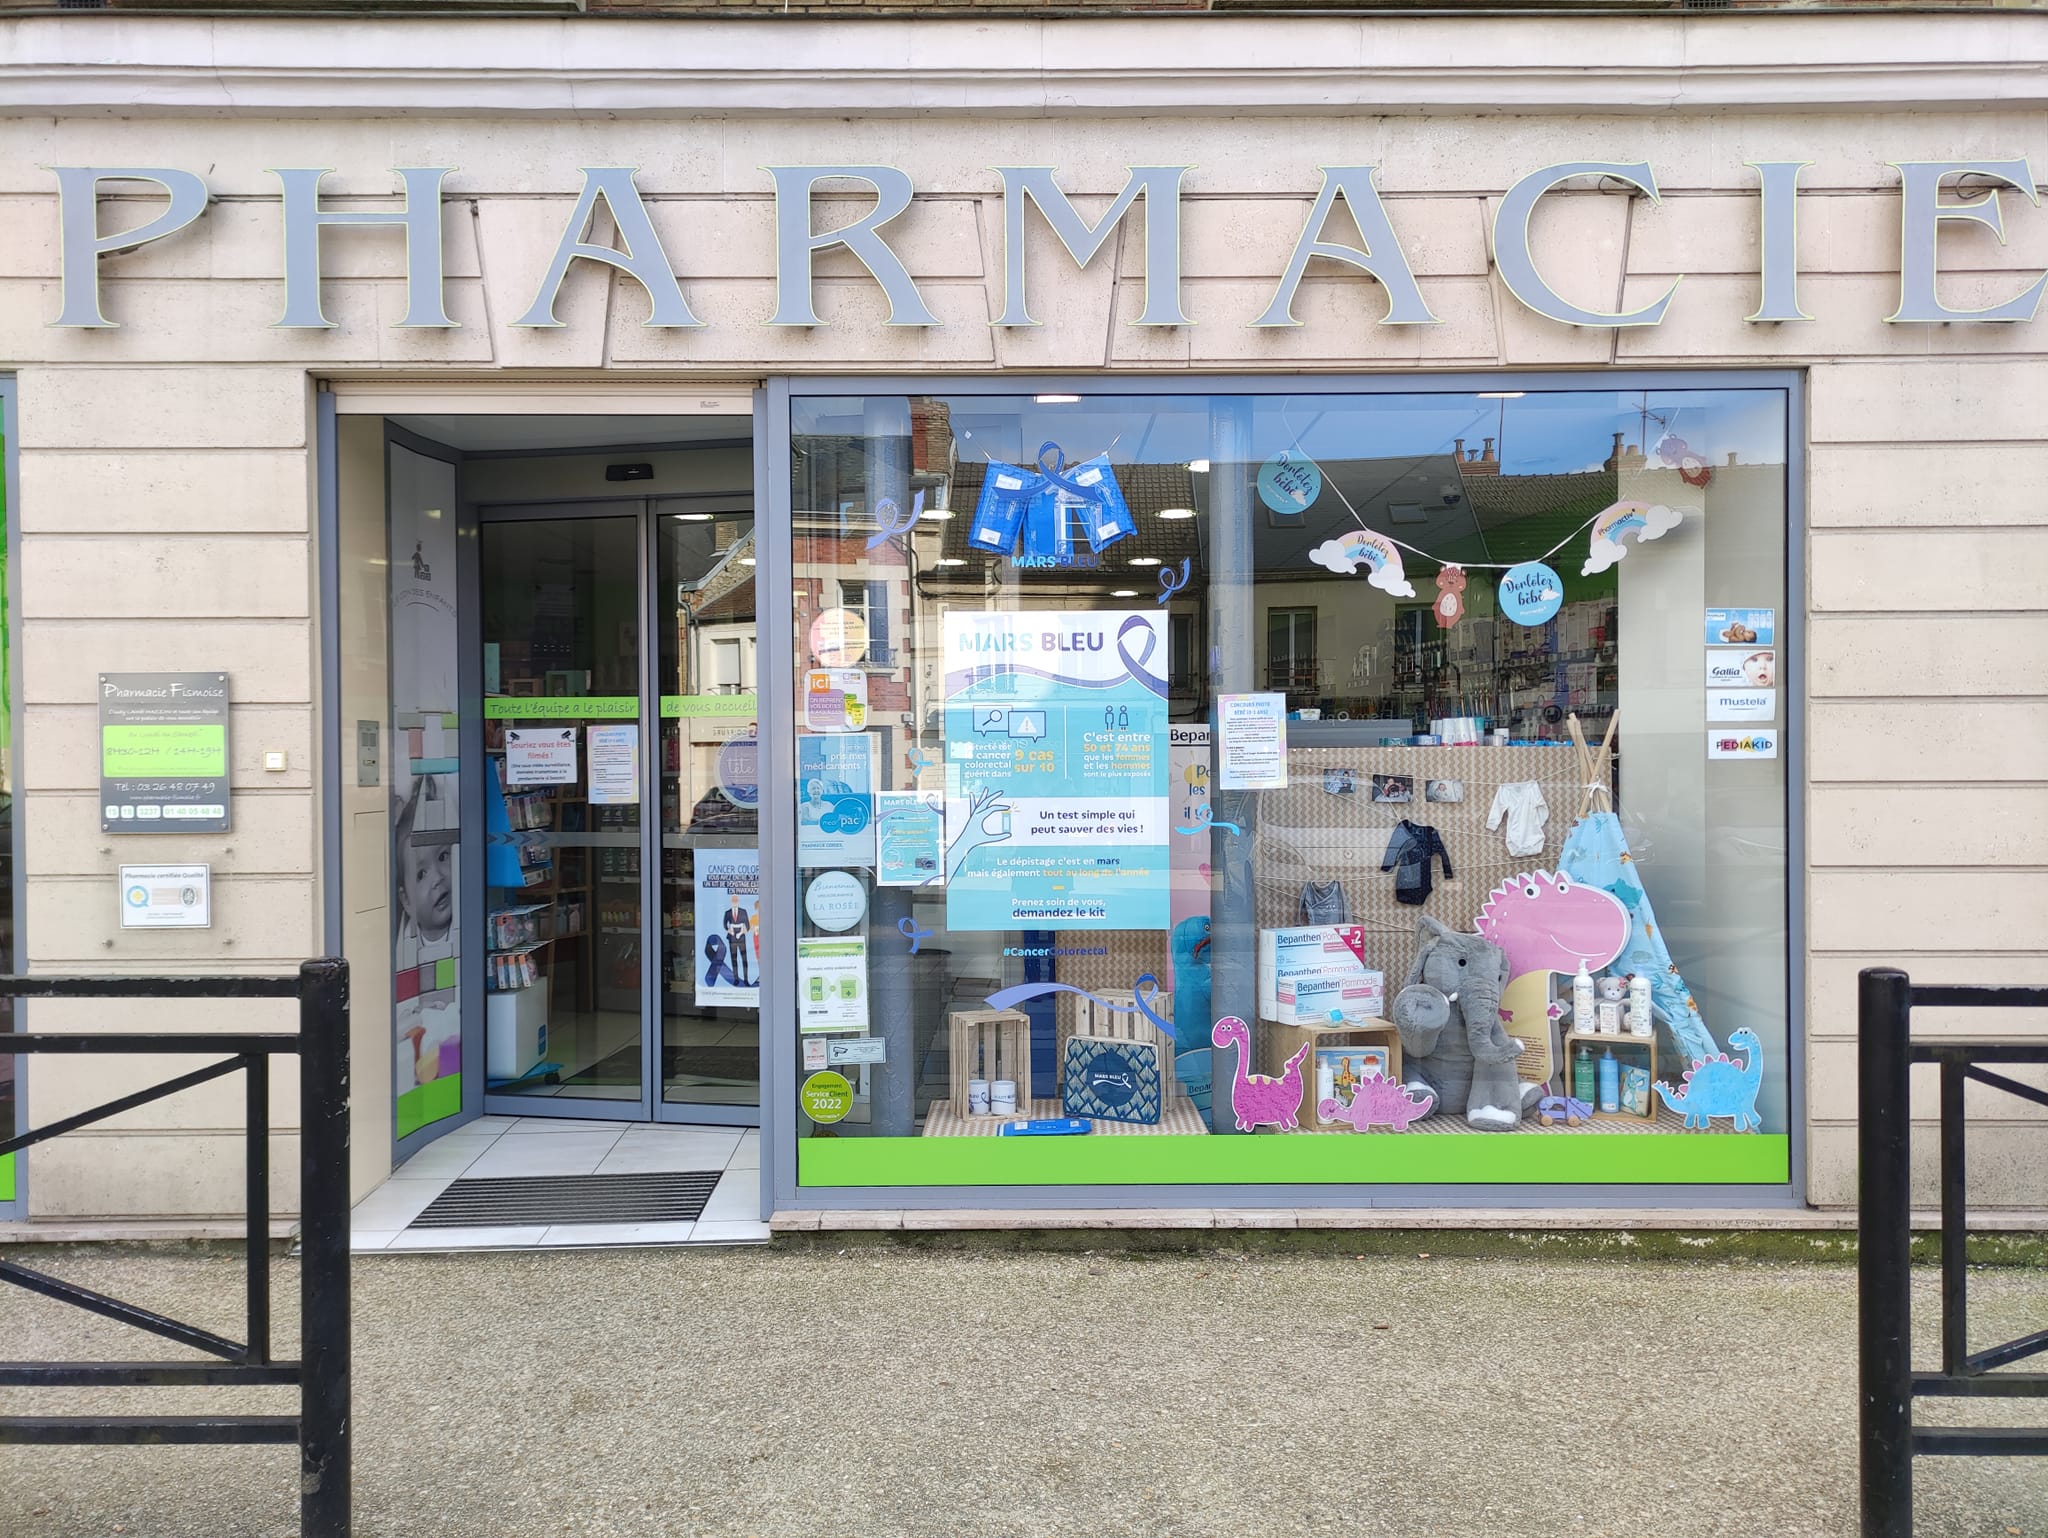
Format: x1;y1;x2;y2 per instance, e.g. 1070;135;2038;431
1187;459;1211;473
1128;556;1161;567
935;557;967;567
1112;589;1139;598
924;507;956;519
1034;394;1082;404
739;557;756;566
1477;391;1526;400
1158;507;1195;520
679;512;715;522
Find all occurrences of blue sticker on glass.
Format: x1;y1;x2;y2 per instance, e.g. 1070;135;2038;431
1257;451;1321;516
1498;561;1564;626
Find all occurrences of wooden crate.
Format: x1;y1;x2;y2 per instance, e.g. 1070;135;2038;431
1259;1018;1404;1130
1559;1030;1657;1121
947;1008;1032;1112
1056;989;1174;1093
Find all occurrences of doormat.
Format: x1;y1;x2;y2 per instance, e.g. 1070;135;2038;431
410;1170;722;1228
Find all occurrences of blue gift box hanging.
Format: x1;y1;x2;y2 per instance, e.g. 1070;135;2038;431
967;442;1136;559
969;461;1035;554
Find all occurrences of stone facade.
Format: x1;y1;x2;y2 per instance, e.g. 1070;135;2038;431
1;11;2044;1219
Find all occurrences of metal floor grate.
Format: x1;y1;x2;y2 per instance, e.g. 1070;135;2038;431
410;1171;723;1228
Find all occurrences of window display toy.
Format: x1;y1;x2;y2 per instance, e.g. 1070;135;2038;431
1212;1015;1311;1132
1157;556;1191;605
864;487;925;551
1474;868;1631;1089
1536;1094;1593;1127
1390;918;1528;1131
1581;499;1685;576
1554;712;1719;1065
1653;432;1713;489
1307;528;1417;597
897;915;936;955
1317;1072;1435;1133
1654;1029;1765;1131
1432;563;1467;628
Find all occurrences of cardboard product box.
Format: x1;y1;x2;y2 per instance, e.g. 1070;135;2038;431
487;984;549;1080
1259;925;1374;1018
1275;972;1386;1027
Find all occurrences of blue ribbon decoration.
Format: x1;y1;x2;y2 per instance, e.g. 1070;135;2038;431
983;979;1177;1040
1157;557;1191;606
1034;441;1097;499
898;915;935;954
1115;613;1170;699
905;746;935;775
1175;803;1243;837
864;487;927;551
702;933;743;990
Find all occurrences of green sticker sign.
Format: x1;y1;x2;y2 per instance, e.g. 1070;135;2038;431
99;672;231;833
484;695;639;720
800;1071;855;1125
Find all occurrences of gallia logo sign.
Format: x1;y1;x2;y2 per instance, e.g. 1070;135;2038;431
46;157;2048;333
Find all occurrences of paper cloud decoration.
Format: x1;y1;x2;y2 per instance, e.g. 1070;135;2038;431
1308;530;1416;596
1582;500;1683;576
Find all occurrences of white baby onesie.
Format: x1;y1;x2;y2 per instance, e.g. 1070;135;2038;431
1487;781;1549;857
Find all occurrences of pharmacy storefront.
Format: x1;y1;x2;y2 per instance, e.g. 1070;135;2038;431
4;13;2043;1227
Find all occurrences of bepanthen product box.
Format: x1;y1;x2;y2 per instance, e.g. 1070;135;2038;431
1274;973;1386;1027
1259;925;1378;1021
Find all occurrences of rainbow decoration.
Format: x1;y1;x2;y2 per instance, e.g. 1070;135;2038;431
1308;529;1416;596
1582;499;1684;575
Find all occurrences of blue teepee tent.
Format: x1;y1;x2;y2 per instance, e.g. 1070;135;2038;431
1554;717;1718;1065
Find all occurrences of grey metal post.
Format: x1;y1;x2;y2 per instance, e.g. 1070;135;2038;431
1857;966;1913;1538
298;958;352;1538
863;397;916;1137
1207;397;1256;1133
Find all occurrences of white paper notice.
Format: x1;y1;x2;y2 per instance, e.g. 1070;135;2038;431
1217;693;1288;790
504;727;578;786
586;723;640;805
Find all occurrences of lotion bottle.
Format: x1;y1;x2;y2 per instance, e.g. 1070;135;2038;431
1597;1048;1620;1114
1572;960;1596;1034
1627;973;1653;1037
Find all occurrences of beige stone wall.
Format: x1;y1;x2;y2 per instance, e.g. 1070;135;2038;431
2;71;2044;1214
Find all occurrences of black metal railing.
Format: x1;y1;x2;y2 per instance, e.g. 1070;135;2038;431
1857;967;2048;1538
0;958;350;1538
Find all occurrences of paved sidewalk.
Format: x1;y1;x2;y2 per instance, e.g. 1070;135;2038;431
2;1244;2043;1537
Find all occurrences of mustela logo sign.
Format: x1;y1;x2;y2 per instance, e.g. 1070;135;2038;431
47;158;2048;333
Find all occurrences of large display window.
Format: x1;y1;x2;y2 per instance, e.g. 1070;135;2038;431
783;380;1794;1193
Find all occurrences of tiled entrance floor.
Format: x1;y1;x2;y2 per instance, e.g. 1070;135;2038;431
351;1117;766;1252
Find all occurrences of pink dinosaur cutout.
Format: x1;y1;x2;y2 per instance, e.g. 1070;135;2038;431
1319;1073;1435;1133
1474;869;1630;978
1211;1016;1309;1132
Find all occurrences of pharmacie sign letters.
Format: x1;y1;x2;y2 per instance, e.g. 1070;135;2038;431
49;157;2048;333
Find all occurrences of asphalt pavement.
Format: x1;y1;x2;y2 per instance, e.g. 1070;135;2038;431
1;1242;2043;1537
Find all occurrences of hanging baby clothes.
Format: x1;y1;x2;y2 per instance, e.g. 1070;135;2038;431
1487;781;1550;857
1381;820;1454;906
1300;880;1349;925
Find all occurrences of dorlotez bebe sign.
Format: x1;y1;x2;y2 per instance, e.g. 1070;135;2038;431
941;611;1169;931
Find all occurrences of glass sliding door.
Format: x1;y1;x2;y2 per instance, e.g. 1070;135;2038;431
479;510;649;1115
657;499;762;1116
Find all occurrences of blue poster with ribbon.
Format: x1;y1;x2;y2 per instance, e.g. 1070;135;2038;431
942;609;1169;931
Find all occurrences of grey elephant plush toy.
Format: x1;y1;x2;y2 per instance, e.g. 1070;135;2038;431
1391;915;1538;1132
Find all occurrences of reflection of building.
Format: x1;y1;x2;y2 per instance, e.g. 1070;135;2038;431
914;447;1635;736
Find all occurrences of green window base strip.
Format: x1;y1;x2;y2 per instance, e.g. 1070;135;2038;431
799;1134;1791;1188
0;1152;13;1203
395;1074;463;1141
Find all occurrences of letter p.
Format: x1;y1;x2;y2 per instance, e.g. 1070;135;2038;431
54;167;211;328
